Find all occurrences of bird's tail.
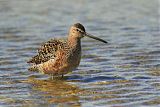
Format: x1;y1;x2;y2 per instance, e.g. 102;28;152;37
28;65;39;72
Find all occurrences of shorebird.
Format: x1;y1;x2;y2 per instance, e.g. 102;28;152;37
27;23;107;77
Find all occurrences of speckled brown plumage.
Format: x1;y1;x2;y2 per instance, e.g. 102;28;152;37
27;23;107;77
27;39;66;64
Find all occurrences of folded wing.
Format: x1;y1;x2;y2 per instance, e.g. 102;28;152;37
27;39;66;64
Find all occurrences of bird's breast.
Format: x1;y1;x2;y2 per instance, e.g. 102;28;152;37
67;47;81;67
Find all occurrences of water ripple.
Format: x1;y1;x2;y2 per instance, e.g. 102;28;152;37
0;0;159;106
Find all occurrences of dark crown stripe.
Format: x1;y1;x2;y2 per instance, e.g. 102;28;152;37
73;23;85;32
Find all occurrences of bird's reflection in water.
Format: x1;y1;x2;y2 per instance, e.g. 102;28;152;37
25;75;82;106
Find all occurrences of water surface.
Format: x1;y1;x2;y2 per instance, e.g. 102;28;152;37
0;0;159;106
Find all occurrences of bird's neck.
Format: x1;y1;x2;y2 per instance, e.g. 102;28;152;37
68;36;81;49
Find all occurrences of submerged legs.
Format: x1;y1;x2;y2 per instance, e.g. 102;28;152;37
61;74;64;78
50;74;64;79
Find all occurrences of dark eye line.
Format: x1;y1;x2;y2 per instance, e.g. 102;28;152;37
76;29;83;33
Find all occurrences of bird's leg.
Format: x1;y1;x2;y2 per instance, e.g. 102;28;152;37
51;74;54;80
61;74;64;78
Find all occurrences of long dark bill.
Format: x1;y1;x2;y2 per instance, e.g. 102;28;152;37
85;32;108;44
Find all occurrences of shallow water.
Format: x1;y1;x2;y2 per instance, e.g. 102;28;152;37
0;0;160;106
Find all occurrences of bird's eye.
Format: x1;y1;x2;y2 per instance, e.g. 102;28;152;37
76;29;79;32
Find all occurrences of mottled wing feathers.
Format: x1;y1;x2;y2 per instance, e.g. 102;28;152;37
38;39;60;55
27;54;51;64
27;39;66;64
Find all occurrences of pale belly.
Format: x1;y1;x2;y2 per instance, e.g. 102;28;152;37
37;51;81;75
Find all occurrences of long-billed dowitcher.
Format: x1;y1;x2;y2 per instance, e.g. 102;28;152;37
28;23;107;77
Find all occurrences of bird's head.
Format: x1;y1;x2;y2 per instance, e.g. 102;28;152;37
69;23;107;43
69;23;86;39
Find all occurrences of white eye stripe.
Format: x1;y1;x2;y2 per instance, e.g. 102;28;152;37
76;28;84;33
